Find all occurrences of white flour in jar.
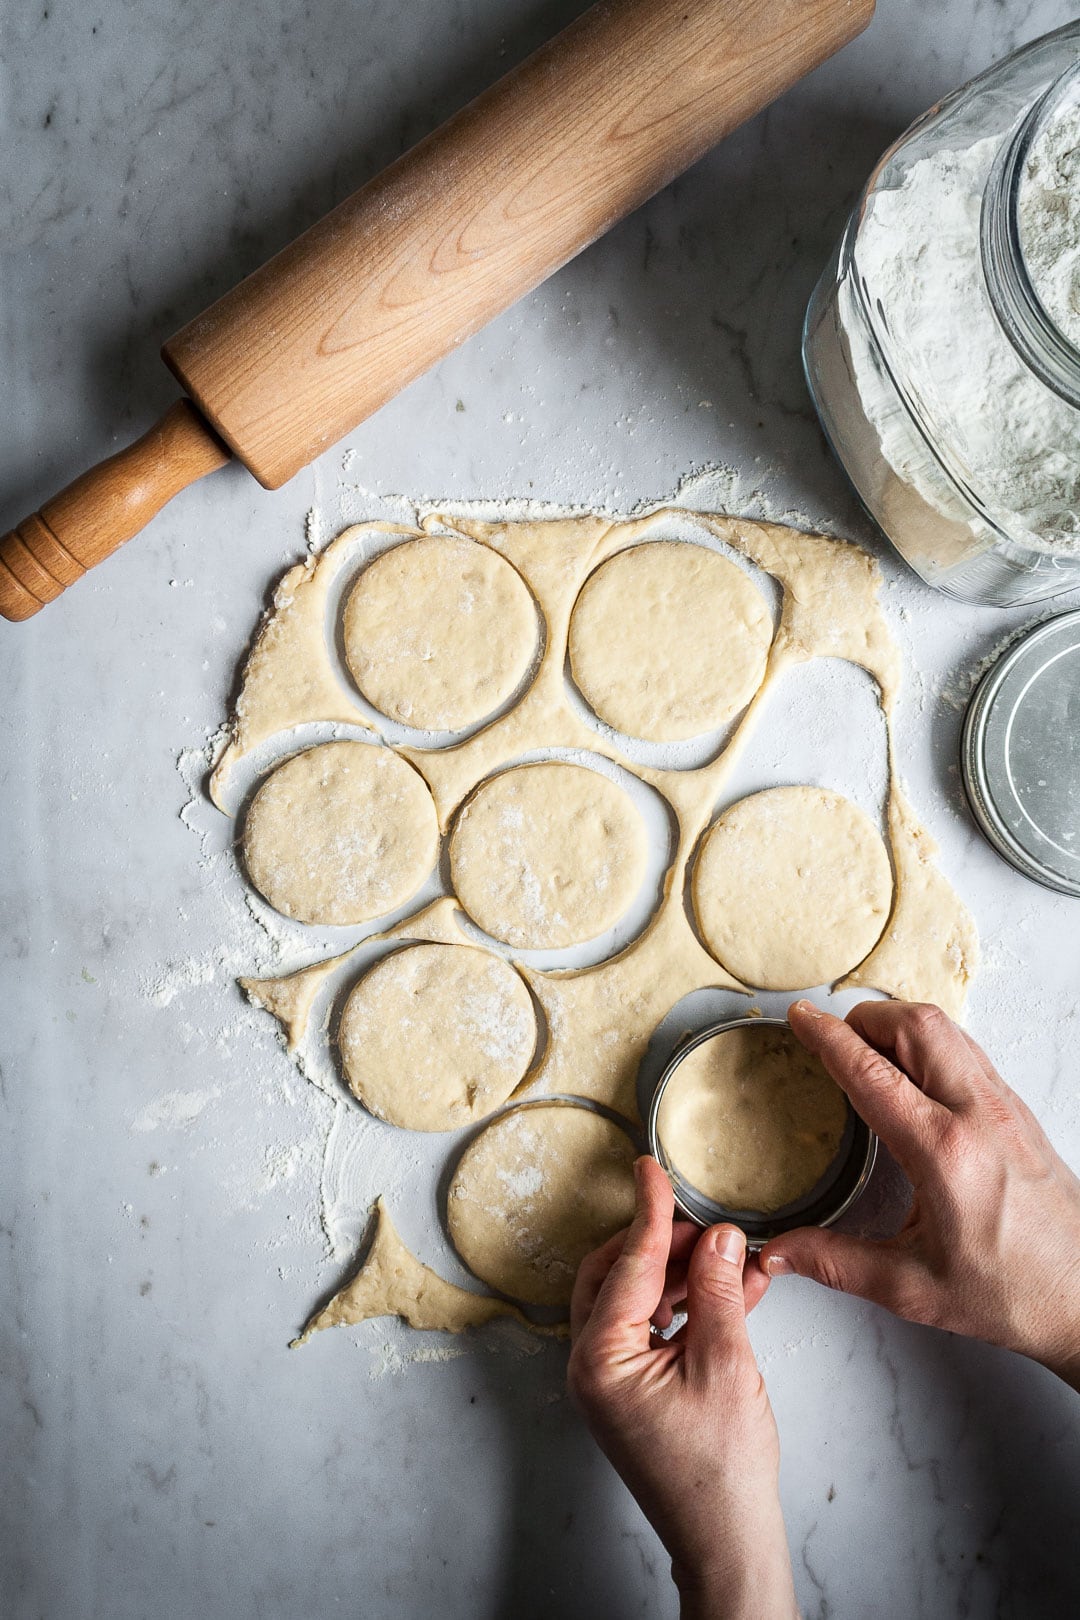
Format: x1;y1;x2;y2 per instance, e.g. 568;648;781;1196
848;102;1080;555
1020;75;1080;350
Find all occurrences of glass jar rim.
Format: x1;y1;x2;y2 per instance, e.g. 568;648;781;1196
982;59;1080;410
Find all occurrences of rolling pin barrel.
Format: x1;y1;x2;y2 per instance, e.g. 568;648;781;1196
1;0;874;621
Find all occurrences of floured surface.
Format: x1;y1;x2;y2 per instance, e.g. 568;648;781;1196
212;505;979;1337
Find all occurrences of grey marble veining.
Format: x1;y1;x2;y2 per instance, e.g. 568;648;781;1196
3;2;1080;1618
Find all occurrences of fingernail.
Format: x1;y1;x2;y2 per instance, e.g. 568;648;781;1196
792;999;823;1020
712;1226;746;1265
765;1255;794;1276
633;1157;645;1192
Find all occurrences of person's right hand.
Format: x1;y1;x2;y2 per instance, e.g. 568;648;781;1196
762;1000;1080;1389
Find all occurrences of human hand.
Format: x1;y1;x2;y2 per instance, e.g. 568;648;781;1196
763;1000;1080;1389
568;1156;798;1620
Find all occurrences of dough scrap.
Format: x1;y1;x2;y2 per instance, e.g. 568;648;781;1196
242;740;438;925
569;540;772;740
842;783;979;1018
657;1024;848;1212
693;786;893;990
239;948;354;1051
339;943;537;1132
449;760;648;950
343;534;538;730
292;1197;557;1343
447;1103;638;1308
210;523;417;809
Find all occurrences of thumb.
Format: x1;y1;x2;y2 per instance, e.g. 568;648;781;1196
685;1223;751;1375
761;1226;906;1310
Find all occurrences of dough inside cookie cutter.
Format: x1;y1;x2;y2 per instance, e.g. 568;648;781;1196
646;1017;877;1248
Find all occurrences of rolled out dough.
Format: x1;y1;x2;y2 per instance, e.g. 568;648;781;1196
447;1103;638;1308
449;760;648;950
241;740;438;925
693;785;893;990
343;535;537;730
215;509;980;1343
568;540;772;740
339;943;537;1132
657;1024;848;1213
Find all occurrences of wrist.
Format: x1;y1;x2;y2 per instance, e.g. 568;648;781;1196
673;1531;797;1620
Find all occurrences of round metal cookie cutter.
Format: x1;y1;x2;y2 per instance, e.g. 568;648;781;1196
646;1016;877;1249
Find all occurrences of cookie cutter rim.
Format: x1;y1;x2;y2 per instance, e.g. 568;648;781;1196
646;1016;878;1250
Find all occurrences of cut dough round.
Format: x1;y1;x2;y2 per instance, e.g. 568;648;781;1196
343;535;537;730
242;740;437;925
447;1103;637;1307
568;540;772;741
657;1024;849;1213
449;761;648;950
339;943;536;1132
693;786;893;989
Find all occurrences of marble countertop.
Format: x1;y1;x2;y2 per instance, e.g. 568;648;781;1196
4;2;1080;1616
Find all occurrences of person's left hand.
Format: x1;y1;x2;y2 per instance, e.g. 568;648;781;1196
568;1156;798;1620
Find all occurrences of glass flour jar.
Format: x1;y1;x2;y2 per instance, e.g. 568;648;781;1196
804;23;1080;605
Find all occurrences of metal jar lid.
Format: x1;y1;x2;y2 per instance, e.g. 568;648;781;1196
961;609;1080;897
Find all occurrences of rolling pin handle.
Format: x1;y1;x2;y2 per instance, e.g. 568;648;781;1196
0;399;231;622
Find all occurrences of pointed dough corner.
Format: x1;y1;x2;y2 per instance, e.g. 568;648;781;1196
240;949;356;1051
291;1198;563;1345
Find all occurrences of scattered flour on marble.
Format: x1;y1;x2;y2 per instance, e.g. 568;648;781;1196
132;1086;222;1132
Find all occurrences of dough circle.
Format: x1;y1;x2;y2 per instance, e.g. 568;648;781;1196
693;785;893;989
242;740;438;925
339;943;536;1132
449;761;648;950
343;535;537;730
447;1103;637;1307
568;540;772;741
657;1024;849;1213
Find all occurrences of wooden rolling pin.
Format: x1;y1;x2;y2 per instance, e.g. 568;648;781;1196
0;0;874;622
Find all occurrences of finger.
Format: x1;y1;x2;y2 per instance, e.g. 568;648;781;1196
955;1025;1009;1090
788;1000;943;1168
684;1223;752;1380
760;1225;915;1313
652;1223;703;1325
743;1253;771;1314
570;1228;628;1340
845;1000;983;1110
655;1226;772;1322
584;1156;675;1355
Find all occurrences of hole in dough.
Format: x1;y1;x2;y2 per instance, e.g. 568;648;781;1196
448;760;649;951
692;785;893;991
342;535;538;731
241;740;438;926
339;943;537;1132
568;540;772;742
446;1102;637;1308
656;1024;848;1213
